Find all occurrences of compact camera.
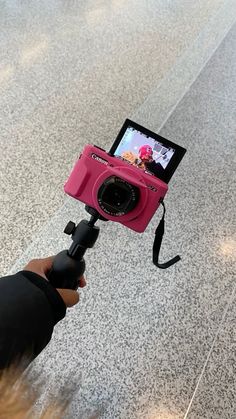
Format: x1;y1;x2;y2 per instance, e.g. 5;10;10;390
64;119;186;233
48;120;186;289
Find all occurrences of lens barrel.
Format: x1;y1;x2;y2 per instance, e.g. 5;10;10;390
97;176;139;216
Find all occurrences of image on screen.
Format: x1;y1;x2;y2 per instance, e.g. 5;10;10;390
113;126;175;179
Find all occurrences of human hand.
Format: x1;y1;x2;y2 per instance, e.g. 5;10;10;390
24;256;86;308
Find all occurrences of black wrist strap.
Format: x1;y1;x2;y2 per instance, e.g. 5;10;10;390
153;200;181;269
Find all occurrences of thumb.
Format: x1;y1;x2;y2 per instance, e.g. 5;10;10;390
56;289;80;308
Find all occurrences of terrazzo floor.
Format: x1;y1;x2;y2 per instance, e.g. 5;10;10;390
1;1;236;418
0;0;235;274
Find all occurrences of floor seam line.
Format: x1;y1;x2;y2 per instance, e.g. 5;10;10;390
183;283;236;418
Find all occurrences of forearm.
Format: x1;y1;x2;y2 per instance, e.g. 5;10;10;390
0;271;66;370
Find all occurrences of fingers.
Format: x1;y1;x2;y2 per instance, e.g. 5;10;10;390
56;289;80;308
58;276;86;308
39;256;55;273
78;275;86;288
24;256;55;279
24;257;86;309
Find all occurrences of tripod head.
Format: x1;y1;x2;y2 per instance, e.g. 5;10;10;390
47;199;180;290
48;209;101;290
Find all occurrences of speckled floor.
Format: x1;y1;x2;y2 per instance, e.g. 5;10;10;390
1;1;236;418
0;0;234;275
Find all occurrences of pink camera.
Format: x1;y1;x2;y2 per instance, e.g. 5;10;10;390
64;120;186;233
65;144;168;232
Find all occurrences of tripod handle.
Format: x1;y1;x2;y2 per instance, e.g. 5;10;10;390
47;250;86;290
47;217;99;290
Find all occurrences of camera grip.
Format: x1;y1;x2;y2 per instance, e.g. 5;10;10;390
47;250;86;290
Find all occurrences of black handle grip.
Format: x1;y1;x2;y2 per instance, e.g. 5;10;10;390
47;250;86;290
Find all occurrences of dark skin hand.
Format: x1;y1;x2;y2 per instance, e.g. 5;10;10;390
24;256;86;308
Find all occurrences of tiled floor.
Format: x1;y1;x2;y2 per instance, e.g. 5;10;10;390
1;0;234;275
186;293;236;419
8;19;236;419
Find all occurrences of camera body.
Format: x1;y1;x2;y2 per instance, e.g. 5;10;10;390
64;145;168;233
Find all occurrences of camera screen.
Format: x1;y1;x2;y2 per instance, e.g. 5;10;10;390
110;120;186;183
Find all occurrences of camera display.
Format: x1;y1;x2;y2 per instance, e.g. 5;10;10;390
110;119;186;184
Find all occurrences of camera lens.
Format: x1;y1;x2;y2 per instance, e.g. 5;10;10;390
97;176;139;216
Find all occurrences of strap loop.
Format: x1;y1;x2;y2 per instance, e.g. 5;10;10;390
153;200;181;269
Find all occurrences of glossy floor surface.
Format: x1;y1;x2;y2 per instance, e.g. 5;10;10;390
1;1;236;418
0;0;234;274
